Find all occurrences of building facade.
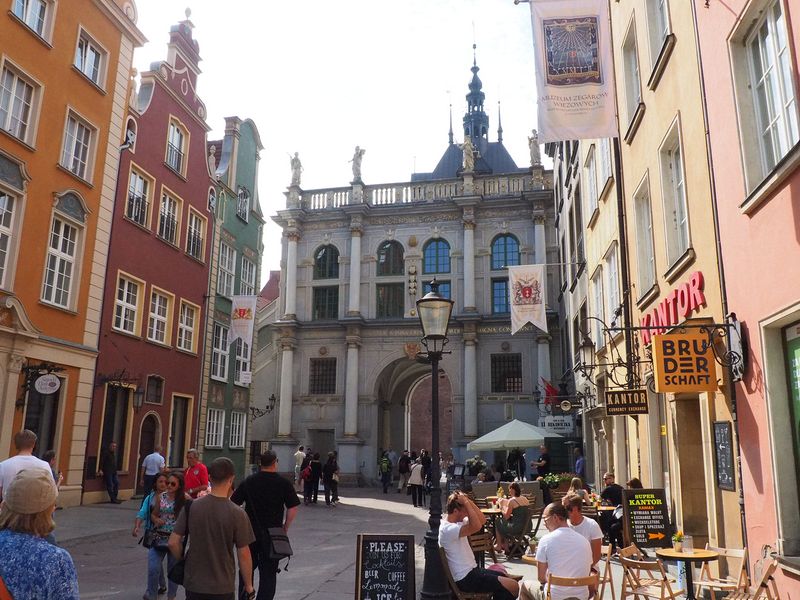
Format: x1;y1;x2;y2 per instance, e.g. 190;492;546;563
265;58;561;481
695;0;800;583
83;16;213;503
0;0;145;506
199;117;264;477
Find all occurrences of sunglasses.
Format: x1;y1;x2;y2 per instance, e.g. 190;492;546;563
167;481;179;487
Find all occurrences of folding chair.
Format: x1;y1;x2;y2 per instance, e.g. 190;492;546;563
529;505;545;538
727;559;780;600
546;573;600;600
597;544;616;600
696;545;748;600
619;556;683;600
439;547;491;600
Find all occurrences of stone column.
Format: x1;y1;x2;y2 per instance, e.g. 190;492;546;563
463;334;478;438
347;217;362;316
0;353;24;456
612;416;629;482
463;209;476;312
277;338;295;436
533;213;547;309
537;334;551;381
284;230;300;319
344;328;361;437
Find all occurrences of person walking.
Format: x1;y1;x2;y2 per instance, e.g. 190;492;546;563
293;445;305;493
397;450;411;493
0;469;79;599
184;449;209;499
232;450;299;600
379;451;392;494
171;457;256;600
322;452;339;506
408;458;425;508
574;447;586;482
133;473;168;596
140;446;166;494
147;471;187;600
0;430;54;501
307;452;322;504
98;441;121;503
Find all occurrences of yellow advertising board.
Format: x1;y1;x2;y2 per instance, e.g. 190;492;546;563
651;332;717;393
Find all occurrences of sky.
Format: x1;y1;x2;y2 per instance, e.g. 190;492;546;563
131;1;540;282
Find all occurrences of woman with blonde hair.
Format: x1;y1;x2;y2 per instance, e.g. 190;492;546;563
0;469;79;598
568;477;588;501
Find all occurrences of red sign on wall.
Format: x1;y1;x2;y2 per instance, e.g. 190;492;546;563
640;271;707;345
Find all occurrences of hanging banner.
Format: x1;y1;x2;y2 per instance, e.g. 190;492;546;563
651;332;718;393
529;0;619;142
228;295;257;347
509;264;547;335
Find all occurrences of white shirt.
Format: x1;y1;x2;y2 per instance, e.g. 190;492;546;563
408;462;424;485
438;518;477;581
535;526;592;600
569;515;603;545
141;451;165;476
0;454;54;497
294;451;305;468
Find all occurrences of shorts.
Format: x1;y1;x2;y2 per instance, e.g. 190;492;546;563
457;567;515;600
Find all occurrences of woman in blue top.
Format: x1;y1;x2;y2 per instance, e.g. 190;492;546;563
0;469;79;599
133;473;168;595
147;471;187;600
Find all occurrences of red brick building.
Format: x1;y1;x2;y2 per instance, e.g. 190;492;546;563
83;16;213;502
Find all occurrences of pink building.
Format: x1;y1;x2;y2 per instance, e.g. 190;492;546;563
696;0;800;585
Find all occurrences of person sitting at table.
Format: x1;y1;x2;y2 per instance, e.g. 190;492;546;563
626;477;643;489
493;482;530;554
563;493;602;566
439;491;519;600
567;477;587;502
519;502;592;600
599;472;623;506
483;468;496;483
471;472;486;487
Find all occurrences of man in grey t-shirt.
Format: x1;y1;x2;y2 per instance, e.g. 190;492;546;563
170;458;255;600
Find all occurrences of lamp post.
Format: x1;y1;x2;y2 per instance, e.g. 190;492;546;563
416;279;454;600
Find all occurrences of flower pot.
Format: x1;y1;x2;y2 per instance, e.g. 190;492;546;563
673;542;683;552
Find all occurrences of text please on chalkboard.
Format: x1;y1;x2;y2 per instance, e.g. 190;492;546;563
355;534;415;600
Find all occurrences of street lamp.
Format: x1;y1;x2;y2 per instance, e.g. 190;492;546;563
416;279;454;600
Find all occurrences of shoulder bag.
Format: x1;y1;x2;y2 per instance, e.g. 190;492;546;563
167;500;192;585
245;484;293;572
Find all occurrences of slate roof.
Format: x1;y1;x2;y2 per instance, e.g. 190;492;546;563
411;139;525;182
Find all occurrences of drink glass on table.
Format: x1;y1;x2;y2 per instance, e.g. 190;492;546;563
683;535;694;553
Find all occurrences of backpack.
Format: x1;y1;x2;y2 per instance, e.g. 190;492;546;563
380;458;391;474
301;465;312;480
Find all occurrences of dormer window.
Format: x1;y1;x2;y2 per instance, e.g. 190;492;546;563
236;187;250;222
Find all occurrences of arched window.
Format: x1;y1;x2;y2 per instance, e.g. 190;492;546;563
423;239;450;274
377;240;404;276
313;244;339;279
491;234;520;270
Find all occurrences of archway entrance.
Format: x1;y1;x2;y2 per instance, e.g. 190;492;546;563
374;357;453;459
137;414;158;491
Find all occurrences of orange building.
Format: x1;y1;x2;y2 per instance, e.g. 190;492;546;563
0;0;145;506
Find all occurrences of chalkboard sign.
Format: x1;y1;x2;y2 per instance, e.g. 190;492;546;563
713;421;736;491
622;488;672;549
355;534;415;600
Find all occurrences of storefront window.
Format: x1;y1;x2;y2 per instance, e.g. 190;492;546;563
784;321;800;485
101;385;129;470
23;382;61;458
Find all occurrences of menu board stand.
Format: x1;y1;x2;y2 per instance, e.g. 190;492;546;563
622;488;672;549
355;534;416;600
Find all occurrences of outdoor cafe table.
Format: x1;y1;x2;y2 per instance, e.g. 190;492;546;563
480;507;502;530
655;548;719;600
521;554;538;566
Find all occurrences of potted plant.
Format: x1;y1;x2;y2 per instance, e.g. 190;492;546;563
672;530;684;551
465;455;487;477
542;472;573;490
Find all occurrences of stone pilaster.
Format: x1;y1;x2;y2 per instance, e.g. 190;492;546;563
277;333;296;437
463;208;476;312
463;331;478;438
537;334;552;381
347;216;363;316
344;326;361;437
283;228;300;319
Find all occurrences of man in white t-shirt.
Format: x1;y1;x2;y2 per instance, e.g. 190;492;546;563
564;493;603;566
0;430;54;500
520;502;592;600
294;445;306;492
139;446;166;493
439;491;519;600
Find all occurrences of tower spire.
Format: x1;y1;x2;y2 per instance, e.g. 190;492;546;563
497;101;503;143
463;44;489;142
448;104;454;145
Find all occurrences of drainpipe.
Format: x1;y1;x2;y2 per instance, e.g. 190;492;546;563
690;0;748;556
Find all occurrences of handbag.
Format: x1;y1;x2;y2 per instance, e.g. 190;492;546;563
142;528;158;549
246;486;293;572
332;472;339;482
168;500;192;585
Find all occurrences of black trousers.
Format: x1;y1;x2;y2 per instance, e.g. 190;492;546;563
188;592;234;600
410;484;424;506
238;540;280;600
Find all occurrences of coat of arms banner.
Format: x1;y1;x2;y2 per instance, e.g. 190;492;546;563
509;265;547;335
229;295;257;347
528;0;619;143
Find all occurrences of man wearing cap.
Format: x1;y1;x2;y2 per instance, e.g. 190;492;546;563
0;470;79;599
0;430;54;501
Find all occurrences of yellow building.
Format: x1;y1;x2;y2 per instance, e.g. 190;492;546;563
0;1;145;506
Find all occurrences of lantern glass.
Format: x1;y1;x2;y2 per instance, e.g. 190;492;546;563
416;288;454;341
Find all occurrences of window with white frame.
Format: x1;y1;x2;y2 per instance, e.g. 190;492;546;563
147;289;170;344
591;270;604;349
61;113;94;180
113;275;140;334
660;123;690;265
747;0;799;178
599;138;612;185
0;192;17;290
645;0;670;68
205;408;224;448
157;193;179;245
240;257;256;296
166;121;185;174
234;339;251;385
211;322;229;381
74;30;106;86
236;187;250;222
126;169;149;227
186;210;205;260
41;217;78;308
634;178;656;291
0;64;38;144
217;242;235;296
605;245;620;325
623;24;642;124
12;0;51;38
177;301;198;352
230;411;246;449
584;146;598;215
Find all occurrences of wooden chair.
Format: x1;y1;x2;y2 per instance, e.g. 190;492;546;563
468;530;498;568
617;544;674;586
696;545;748;600
545;573;599;600
505;506;533;559
619;556;683;600
529;506;545;538
597;544;616;600
727;559;780;600
439;547;491;600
